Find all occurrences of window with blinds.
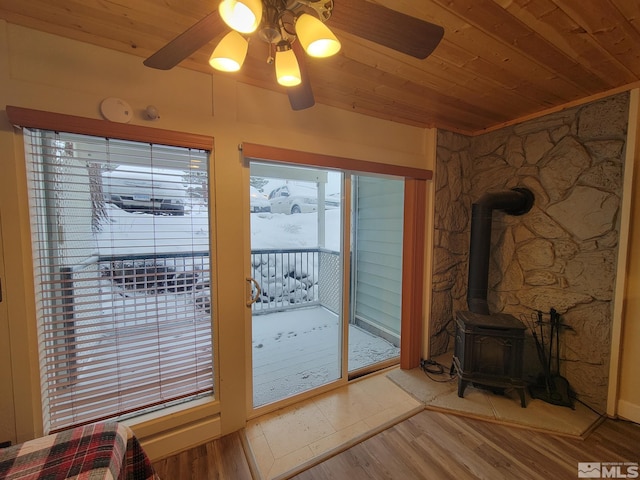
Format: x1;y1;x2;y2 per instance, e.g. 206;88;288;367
23;128;214;432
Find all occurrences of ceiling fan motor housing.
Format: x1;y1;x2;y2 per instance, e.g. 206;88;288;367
258;1;283;44
258;0;334;45
285;0;334;22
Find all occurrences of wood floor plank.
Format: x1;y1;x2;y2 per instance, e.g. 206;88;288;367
292;410;640;480
151;410;640;480
151;431;253;480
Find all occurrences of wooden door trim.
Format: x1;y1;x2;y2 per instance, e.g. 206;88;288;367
401;178;426;369
244;142;429;370
242;143;432;180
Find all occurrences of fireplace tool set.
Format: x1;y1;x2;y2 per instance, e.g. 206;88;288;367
523;308;575;408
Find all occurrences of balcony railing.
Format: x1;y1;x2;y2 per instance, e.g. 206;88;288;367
58;248;340;325
48;247;339;400
250;248;340;315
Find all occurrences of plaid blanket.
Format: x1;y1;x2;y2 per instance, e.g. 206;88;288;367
0;422;160;480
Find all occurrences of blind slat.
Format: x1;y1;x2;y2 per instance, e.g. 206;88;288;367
24;128;214;432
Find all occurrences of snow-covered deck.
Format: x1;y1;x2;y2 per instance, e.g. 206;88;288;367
252;306;400;407
92;205;397;408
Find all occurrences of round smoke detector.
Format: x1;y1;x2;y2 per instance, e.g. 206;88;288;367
100;97;133;123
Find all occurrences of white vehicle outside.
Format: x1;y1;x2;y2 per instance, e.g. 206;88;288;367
250;186;271;212
102;166;186;215
268;185;318;214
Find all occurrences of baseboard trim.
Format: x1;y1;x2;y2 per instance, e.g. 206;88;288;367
139;416;222;461
618;399;640;424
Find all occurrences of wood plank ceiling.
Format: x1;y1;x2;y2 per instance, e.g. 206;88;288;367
1;0;639;134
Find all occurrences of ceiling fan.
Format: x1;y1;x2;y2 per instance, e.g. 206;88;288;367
144;0;444;110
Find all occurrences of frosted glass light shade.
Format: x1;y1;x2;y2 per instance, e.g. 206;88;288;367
209;31;249;72
219;0;263;34
295;13;341;58
275;48;301;87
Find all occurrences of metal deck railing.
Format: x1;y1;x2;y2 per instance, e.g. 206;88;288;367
58;248;341;323
250;247;340;315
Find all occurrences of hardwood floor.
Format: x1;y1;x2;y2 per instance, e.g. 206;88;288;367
293;410;640;480
152;410;640;480
151;430;253;480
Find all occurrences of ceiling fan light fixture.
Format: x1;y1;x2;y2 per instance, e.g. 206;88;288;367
219;0;263;34
295;13;341;58
275;43;301;87
209;31;249;72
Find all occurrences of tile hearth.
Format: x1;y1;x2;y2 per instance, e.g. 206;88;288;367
387;352;602;438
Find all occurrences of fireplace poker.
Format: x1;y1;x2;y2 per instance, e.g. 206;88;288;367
548;308;556;376
553;310;560;376
536;310;551;394
530;326;548;391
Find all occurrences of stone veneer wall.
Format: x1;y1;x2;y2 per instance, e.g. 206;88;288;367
431;92;629;412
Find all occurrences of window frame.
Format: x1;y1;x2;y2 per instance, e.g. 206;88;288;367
6;105;220;434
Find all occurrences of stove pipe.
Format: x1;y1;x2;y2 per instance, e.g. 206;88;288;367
467;187;534;315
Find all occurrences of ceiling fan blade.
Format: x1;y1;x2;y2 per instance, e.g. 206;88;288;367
288;41;315;110
144;11;225;70
329;0;444;59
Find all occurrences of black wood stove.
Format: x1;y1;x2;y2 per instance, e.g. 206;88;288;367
452;187;534;408
451;310;527;407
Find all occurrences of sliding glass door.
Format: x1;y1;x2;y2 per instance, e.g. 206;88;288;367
249;161;405;408
349;175;403;373
249;163;344;407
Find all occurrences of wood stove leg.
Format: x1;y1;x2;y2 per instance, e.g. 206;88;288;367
517;388;526;408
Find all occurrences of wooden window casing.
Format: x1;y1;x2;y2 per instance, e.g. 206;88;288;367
8;106;215;431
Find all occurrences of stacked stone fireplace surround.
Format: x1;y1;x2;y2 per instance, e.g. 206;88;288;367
430;92;629;413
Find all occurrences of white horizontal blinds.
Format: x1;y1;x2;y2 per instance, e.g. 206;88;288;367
23;128;213;432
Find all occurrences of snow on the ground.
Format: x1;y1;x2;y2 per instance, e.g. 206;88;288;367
98;201;339;253
250;209;341;250
252;307;399;406
97;203;210;255
97;202;399;406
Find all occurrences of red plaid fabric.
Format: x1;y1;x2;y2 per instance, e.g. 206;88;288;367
0;422;160;480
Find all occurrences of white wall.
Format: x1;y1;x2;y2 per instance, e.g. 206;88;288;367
0;20;435;454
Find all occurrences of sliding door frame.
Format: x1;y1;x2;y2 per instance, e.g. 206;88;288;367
242;143;431;371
